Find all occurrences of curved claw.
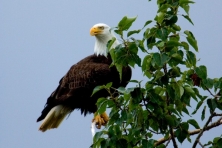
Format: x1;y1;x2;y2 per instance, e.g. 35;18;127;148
92;112;109;129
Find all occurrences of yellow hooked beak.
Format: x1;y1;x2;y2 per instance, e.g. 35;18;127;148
90;26;104;36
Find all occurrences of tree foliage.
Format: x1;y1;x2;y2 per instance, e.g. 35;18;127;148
92;0;222;147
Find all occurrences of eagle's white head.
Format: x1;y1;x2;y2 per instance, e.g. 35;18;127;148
90;23;119;57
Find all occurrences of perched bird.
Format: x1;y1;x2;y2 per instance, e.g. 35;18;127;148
37;23;132;132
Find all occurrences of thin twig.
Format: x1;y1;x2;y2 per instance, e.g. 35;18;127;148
155;117;222;146
198;141;205;148
170;127;178;148
148;129;161;134
165;138;171;147
192;112;215;148
205;87;221;98
215;113;222;116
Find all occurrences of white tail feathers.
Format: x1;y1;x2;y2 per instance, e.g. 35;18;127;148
39;105;72;132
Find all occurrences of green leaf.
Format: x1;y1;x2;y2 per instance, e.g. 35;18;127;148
107;37;116;50
186;36;198;52
92;85;104;96
129;80;140;83
107;99;115;108
165;115;176;126
184;30;195;38
172;24;181;31
106;82;112;88
181;122;189;131
121;110;128;121
166;85;175;101
166;40;182;47
116;64;123;81
156;41;164;48
142;55;152;72
154;71;164;82
180;4;190;15
143;28;150;39
143;20;152;28
152;53;170;67
214;138;222;148
180;0;194;15
184;86;196;97
207;99;217;111
137;39;147;52
201;106;206;120
180;0;195;5
187;119;200;129
157;27;168;41
155;12;165;24
202;78;214;89
161;53;170;65
96;97;108;114
153;53;161;67
182;15;194;25
157;4;170;12
192;101;203;114
165;14;178;26
117;87;126;94
130;53;141;67
172;81;184;99
186;51;196;67
178;85;185;98
168;67;181;78
101;138;110;148
175;128;187;143
184;30;198;51
147;36;156;49
109;111;120;125
127;29;141;37
179;0;194;14
116;138;127;148
118;16;137;31
142;139;154;148
171;53;183;62
182;107;190;115
130;87;143;104
181;41;189;50
195;65;207;79
93;131;104;143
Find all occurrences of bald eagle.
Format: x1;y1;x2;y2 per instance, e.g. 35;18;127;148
37;23;131;132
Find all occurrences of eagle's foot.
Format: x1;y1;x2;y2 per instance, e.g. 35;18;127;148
92;112;109;129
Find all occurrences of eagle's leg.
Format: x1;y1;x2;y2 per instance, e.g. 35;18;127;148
92;112;109;129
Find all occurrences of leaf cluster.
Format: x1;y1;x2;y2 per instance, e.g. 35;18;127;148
91;0;222;147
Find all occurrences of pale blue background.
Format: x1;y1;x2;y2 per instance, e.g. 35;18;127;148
1;1;222;148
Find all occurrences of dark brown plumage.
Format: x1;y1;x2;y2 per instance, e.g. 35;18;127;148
37;54;131;122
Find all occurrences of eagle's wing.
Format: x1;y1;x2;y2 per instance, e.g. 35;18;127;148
53;62;115;100
37;62;118;122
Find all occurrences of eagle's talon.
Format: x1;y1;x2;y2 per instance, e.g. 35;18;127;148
92;112;109;129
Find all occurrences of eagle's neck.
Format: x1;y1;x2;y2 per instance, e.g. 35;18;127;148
94;34;119;57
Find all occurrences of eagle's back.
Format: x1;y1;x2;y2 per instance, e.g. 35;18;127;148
37;54;131;122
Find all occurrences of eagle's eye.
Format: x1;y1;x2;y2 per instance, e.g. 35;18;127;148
98;26;104;30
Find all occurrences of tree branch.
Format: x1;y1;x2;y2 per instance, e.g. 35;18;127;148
198;141;205;148
155;117;222;146
205;87;221;98
215;113;222;116
165;138;171;147
148;129;161;134
170;127;178;148
192;112;215;148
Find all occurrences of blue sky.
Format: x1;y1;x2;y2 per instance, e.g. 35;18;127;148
1;1;222;148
